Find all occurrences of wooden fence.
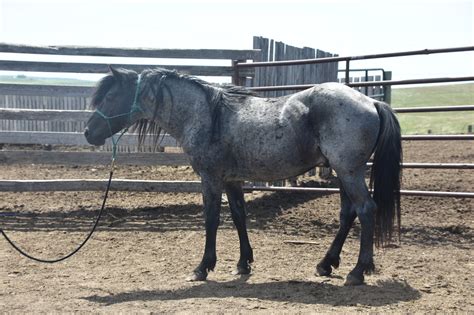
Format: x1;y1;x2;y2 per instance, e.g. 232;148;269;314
251;36;338;97
0;41;339;192
0;44;260;153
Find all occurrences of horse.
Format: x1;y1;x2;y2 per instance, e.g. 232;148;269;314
84;67;402;286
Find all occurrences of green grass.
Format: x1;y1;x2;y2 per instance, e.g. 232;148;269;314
0;75;95;86
391;83;474;134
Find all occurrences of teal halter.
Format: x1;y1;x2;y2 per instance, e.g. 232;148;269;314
94;74;144;159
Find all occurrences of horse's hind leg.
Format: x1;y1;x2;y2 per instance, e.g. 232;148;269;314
316;181;356;276
337;170;377;285
225;182;253;275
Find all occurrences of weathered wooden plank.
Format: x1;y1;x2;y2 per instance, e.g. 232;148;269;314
0;60;254;77
0;131;179;147
0;179;202;192
275;41;285;97
0;43;260;60
302;47;314;84
267;39;275;97
0;83;94;97
0;108;92;121
0;150;189;166
253;36;270;97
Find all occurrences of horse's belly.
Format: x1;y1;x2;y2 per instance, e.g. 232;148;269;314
223;99;324;181
225;138;324;182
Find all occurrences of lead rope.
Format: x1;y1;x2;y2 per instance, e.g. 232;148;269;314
0;165;114;263
0;75;143;263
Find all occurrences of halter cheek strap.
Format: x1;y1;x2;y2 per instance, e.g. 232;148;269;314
94;74;144;158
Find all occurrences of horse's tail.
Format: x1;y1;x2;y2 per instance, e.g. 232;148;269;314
371;101;402;247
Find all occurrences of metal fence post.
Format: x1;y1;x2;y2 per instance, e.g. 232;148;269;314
383;71;392;104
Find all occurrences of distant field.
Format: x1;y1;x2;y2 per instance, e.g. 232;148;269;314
0;75;95;86
391;83;474;134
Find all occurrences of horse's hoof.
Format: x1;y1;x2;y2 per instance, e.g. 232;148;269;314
365;262;376;274
186;270;208;282
316;263;332;277
233;264;251;275
344;273;364;286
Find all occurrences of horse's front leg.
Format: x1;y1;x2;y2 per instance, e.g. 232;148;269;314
188;173;223;281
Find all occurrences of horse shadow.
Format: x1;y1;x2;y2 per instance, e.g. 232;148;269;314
2;190;471;247
82;277;420;307
0;190;327;233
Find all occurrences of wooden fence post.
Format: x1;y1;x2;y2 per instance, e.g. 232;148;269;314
232;59;247;86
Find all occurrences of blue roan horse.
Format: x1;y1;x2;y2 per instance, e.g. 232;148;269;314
85;67;402;285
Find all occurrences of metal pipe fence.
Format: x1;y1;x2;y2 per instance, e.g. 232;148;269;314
234;45;474;198
246;76;474;92
236;46;474;69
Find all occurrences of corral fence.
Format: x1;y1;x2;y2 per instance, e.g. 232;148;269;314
235;45;474;198
0;42;473;198
250;36;338;97
0;43;262;153
0;39;336;188
337;68;391;103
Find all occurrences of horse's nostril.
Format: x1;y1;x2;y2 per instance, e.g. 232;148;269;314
84;128;90;138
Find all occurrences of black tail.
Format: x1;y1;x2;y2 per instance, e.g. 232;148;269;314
371;101;402;247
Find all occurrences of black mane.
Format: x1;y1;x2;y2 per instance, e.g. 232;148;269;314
137;68;256;147
141;68;255;104
90;67;255;150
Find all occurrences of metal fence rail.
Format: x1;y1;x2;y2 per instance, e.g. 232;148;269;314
235;46;474;69
246;76;474;92
394;105;474;113
235;45;474;85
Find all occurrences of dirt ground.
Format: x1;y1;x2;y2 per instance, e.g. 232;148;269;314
1;141;473;313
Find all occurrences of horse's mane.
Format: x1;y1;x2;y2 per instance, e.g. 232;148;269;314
141;67;255;103
141;68;256;147
91;67;255;150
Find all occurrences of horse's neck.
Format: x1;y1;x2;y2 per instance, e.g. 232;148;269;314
145;78;212;145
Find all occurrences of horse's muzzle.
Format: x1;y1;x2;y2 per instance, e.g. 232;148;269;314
84;127;106;146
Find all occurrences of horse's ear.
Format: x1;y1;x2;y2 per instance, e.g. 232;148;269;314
109;65;121;78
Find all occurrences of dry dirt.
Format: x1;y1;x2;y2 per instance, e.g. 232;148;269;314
1;141;473;313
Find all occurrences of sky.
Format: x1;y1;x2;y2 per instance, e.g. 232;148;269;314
0;0;472;82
